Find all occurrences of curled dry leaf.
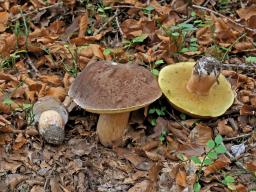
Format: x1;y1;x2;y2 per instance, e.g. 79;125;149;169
246;161;256;172
79;13;89;37
12;133;27;151
71;34;103;46
217;119;235;137
46;86;66;101
237;7;256;20
128;180;154;192
204;155;231;176
196;27;213;46
0;12;9;32
189;123;213;146
240;105;256;116
176;167;187;187
39;74;63;86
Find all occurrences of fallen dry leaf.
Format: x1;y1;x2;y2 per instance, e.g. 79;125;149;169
204;155;231;176
217;119;235;137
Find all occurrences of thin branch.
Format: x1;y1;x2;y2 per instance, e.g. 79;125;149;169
115;9;124;38
93;13;118;36
221;33;247;62
192;4;256;32
223;133;251;142
12;2;63;22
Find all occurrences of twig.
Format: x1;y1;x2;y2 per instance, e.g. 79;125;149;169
93;13;118;36
11;2;63;22
166;111;189;130
115;9;124;38
221;33;247;62
223;133;251;141
192;5;256;32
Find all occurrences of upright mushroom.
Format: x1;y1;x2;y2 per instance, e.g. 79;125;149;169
33;96;68;144
158;56;235;117
68;61;162;147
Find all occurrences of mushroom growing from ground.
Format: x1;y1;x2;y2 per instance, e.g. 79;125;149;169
158;56;235;118
33;96;68;144
68;61;162;147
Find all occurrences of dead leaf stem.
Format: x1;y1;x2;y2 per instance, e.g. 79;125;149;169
192;5;256;33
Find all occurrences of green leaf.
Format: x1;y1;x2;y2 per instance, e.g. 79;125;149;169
191;156;201;164
203;158;213;165
224;175;235;184
207;151;218;160
132;34;148;43
214;135;223;145
22;103;32;110
245;56;256;64
207;139;215;149
3;97;14;105
180;47;189;53
215;144;226;154
148;108;156;114
191;11;196;17
151;69;159;76
179;113;186;120
155;59;164;65
177;153;185;161
150;118;157;126
103;48;111;55
156;108;163;116
171;32;180;37
193;182;201;192
144;5;155;14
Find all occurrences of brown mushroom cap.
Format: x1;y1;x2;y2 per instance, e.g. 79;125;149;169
158;62;235;117
68;61;162;113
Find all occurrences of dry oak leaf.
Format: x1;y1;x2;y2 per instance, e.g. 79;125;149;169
217;119;235;137
196;27;213;46
0;12;9;32
79;13;89;37
246;161;256;172
204;155;231;176
237;7;256;20
176;168;187;187
189;123;213;146
46;86;66;101
39;74;62;86
12;133;27;151
70;34;103;46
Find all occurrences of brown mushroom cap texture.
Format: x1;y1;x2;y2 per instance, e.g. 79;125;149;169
158;62;235;117
68;61;162;113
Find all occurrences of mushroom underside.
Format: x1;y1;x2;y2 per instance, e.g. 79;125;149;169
159;62;234;117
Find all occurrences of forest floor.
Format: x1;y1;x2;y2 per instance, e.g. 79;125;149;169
0;0;256;191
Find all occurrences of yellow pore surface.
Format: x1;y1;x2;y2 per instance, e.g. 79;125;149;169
158;62;235;117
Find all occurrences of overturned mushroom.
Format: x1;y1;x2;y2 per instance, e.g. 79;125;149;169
33;96;68;144
158;56;235;117
68;61;162;147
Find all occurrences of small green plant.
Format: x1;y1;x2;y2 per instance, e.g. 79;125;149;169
97;3;112;17
63;45;79;77
123;34;148;49
143;6;155;16
191;135;227;192
0;49;27;69
150;59;164;77
245;56;256;64
2;96;34;125
103;48;112;56
148;105;167;126
163;23;197;53
222;175;236;190
159;130;168;144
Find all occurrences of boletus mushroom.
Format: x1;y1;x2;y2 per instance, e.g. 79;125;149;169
33;96;68;144
68;61;162;147
158;56;235;117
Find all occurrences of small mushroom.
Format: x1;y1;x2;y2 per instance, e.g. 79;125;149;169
33;96;68;144
68;61;162;147
158;56;235;117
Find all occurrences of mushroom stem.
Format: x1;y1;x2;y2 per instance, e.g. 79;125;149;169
186;56;221;96
96;112;130;147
